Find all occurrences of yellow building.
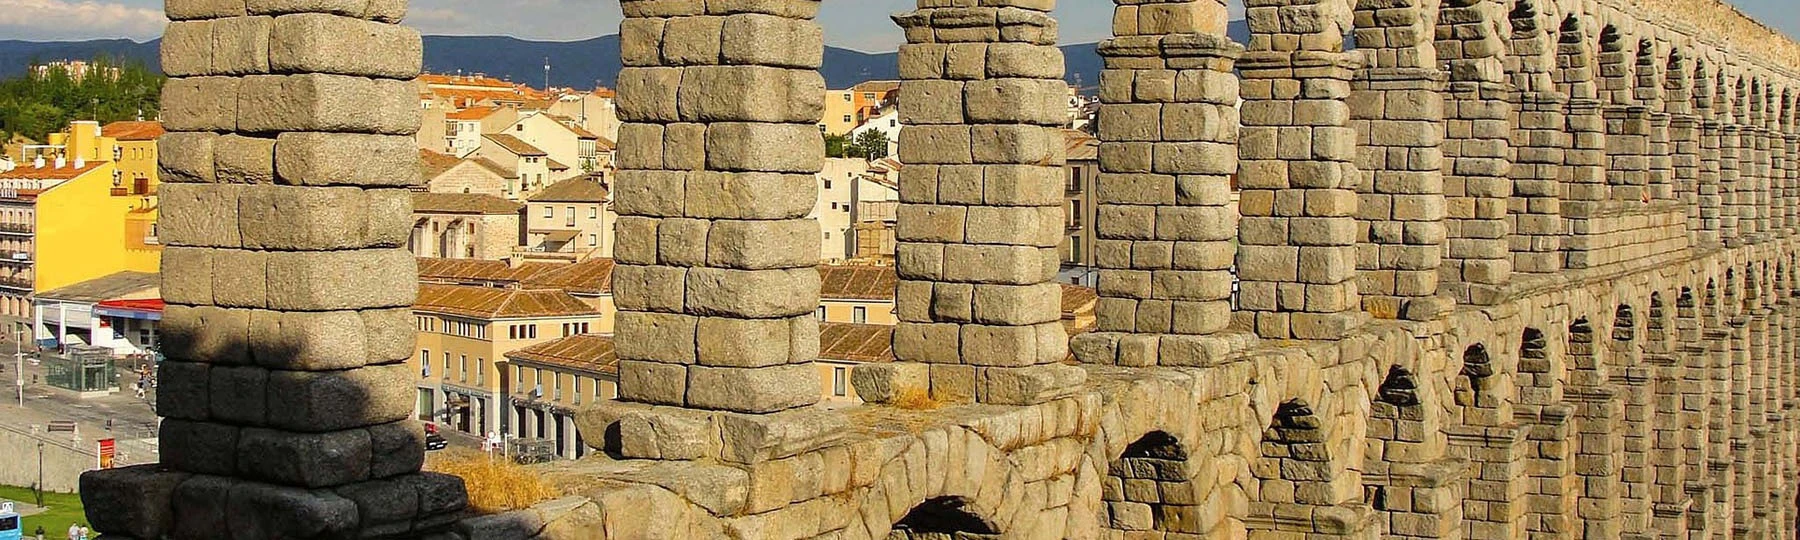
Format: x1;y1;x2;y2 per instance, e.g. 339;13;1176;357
0;120;162;339
411;282;603;440
819;81;900;136
503;333;618;459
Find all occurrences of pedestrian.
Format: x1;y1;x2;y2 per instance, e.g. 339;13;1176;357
78;524;88;540
66;522;78;540
33;524;43;540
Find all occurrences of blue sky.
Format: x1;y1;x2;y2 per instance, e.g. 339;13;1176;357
2;0;1795;53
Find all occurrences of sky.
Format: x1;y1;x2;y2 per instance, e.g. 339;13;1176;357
0;0;1796;53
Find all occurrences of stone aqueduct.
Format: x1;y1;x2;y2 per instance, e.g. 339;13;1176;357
74;0;1800;538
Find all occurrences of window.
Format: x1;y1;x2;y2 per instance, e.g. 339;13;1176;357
554;374;562;400
420;349;431;377
824;179;832;189
112;147;121;161
842;115;852;122
459;355;468;382
543;206;554;218
476;358;486;385
853;306;867;324
833;367;847;397
825;231;832;240
573;377;583;404
588;234;598;247
862;92;875;100
817;306;826;320
842;94;851;102
589;207;598;219
442;352;450;379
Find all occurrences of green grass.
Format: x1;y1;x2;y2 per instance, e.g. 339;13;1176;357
0;485;87;537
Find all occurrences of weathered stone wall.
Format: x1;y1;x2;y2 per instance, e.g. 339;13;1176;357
80;0;1800;538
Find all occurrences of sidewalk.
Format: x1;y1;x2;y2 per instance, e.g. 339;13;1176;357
0;352;160;466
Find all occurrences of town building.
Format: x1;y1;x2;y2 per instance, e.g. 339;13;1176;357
816;321;893;404
817;263;898;325
0;121;160;337
502;333;617;459
33;271;159;354
820;81;899;136
417;257;619;331
411;283;603;441
440;106;518;157
813;158;871;262
420;149;515;199
477;133;565;198
545;88;621;144
852;157;902;262
1062;129;1099;286
846;108;901;157
409;192;523;260
522;177;612;260
494;113;603;178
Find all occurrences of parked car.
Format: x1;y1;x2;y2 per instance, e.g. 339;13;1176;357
426;431;449;451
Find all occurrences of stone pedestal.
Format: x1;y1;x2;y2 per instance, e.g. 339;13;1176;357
888;0;1083;405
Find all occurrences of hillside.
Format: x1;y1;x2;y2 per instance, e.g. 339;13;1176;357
0;21;1251;91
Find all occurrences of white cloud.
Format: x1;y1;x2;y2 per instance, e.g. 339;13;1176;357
0;0;163;40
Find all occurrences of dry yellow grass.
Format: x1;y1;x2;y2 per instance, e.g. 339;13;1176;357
894;387;942;411
426;449;560;513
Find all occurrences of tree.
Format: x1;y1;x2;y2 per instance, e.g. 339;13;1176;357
823;132;848;158
0;55;163;142
848;129;889;160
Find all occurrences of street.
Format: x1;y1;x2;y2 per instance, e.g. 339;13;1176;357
0;351;160;467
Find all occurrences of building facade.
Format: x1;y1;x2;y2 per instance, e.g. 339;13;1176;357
522;177;611;260
409;192;522;260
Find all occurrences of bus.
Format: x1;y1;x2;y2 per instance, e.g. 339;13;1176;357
0;501;21;540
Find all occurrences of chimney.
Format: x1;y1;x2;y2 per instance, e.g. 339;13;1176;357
54;156;66;169
73;157;84;169
33;156;44;169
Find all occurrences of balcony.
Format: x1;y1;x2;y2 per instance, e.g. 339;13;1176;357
0;276;31;290
0;251;33;264
0;224;32;235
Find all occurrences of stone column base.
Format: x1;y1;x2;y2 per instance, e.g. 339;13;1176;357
1069;330;1258;367
579;401;850;465
82;465;467;539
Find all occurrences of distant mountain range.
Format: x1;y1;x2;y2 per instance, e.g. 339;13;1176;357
0;21;1250;91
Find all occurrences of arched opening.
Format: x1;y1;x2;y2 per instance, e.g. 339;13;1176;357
1458;344;1495;411
890;497;1000;539
1249;400;1352;534
1104;431;1205;534
1612;304;1636;342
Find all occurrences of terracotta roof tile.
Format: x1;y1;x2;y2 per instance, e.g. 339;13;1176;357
483;134;547;156
505;333;618;376
818;264;897;301
101;121;164;141
521;258;615;295
819;322;894;363
0;161;103;181
419;149;462;178
1060;284;1097;314
1063;129;1098;161
447;106;500;120
415;283;599;319
412;192;523;215
527;176;608;203
417;257;614;294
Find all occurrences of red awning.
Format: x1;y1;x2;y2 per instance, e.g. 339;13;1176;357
97;299;164;312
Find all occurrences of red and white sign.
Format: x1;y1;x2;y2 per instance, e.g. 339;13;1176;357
97;438;116;469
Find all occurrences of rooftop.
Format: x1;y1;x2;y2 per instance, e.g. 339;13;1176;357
483;133;548;157
100;121;164;141
419;149;462;178
0;159;104;181
417;257;614;295
505;333;618;377
446;106;502;121
413;192;523;215
39;271;158;303
819;322;894;363
818;264;897;301
528;176;609;203
415;283;600;320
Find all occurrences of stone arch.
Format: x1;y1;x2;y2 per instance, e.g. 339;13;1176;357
1505;0;1558;90
1595;23;1634;105
1454;343;1503;421
1246;400;1362;535
1103;431;1208;535
1633;38;1663;103
890;497;1001;540
1612;303;1637;343
1517;327;1557;402
1554;15;1598;99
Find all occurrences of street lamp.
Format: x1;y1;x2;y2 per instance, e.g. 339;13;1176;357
14;327;24;406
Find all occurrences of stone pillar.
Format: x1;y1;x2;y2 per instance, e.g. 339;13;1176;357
1603;104;1653;203
80;3;471;538
611;0;826;417
1074;0;1244;367
1670;104;1704;244
1436;0;1511;306
1566;319;1625;539
890;0;1085;405
1561;98;1606;270
1235;47;1364;340
601;0;863;467
1698;85;1726;246
1348;0;1447;323
1784;97;1800;235
1705;286;1737;537
1729;312;1752;536
1517;329;1577;538
1350;67;1447;321
1608;319;1653;536
1509;93;1568;275
1644;302;1691;537
1721;120;1745;244
1677;290;1717;538
1745;87;1771;241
